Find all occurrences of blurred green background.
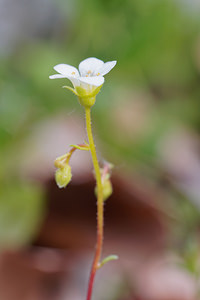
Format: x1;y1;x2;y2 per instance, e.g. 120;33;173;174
0;0;200;261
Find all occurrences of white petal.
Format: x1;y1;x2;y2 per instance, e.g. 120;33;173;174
79;57;104;77
49;74;80;88
79;76;104;87
49;74;66;79
54;64;79;77
98;61;117;76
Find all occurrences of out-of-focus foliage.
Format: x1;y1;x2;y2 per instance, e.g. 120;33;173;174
0;0;200;250
0;181;44;250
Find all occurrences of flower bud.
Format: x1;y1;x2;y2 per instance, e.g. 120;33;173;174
95;178;113;201
102;179;113;201
55;164;72;188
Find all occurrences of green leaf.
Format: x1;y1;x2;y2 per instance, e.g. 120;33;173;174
98;254;119;269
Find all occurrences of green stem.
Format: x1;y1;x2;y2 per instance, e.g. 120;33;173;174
85;106;104;300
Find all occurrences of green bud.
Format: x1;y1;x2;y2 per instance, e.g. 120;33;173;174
55;164;72;188
102;179;113;200
95;179;113;201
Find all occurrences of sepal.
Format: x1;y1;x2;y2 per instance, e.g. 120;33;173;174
63;85;78;96
54;153;70;168
76;84;103;108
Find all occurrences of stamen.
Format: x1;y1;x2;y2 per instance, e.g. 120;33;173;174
71;72;76;75
87;70;92;74
96;73;100;76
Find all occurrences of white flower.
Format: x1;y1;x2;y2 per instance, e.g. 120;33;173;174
49;57;117;94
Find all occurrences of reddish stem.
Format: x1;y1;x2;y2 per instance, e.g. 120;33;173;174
86;229;103;300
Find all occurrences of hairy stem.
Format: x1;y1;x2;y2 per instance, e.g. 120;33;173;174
85;107;104;300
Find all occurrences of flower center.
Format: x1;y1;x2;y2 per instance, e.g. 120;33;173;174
85;70;92;77
85;70;101;77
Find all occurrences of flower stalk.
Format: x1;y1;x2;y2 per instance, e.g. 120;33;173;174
85;106;104;300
